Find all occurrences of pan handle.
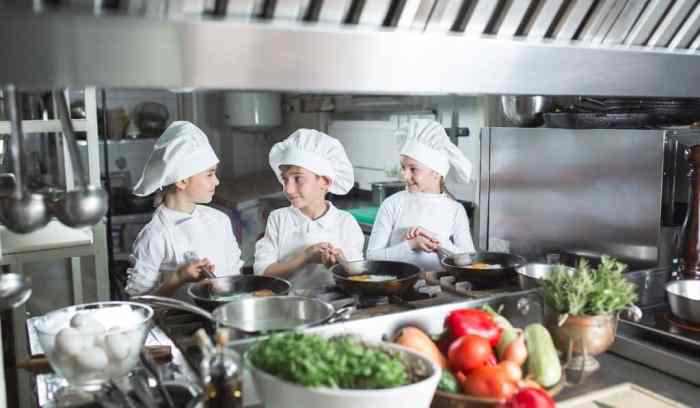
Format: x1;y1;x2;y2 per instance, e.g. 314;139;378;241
327;305;355;324
131;295;215;321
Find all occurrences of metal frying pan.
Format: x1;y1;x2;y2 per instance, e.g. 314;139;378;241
132;295;352;334
441;252;527;286
330;260;421;297
666;280;700;325
187;275;291;311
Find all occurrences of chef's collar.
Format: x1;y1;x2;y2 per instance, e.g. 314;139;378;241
158;204;201;225
407;191;447;199
290;201;338;229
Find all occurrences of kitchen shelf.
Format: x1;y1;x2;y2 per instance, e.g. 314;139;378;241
0;119;89;135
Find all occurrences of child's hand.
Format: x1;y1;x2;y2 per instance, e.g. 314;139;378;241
177;258;215;283
405;227;437;241
405;227;440;252
322;247;345;268
408;235;440;252
302;243;332;264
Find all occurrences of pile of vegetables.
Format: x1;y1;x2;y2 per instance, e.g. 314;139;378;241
542;256;637;318
249;332;410;389
393;306;560;407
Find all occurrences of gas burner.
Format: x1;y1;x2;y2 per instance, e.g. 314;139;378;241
353;294;389;308
664;312;700;332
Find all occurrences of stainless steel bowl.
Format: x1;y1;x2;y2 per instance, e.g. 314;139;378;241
516;263;575;290
500;95;554;127
666;280;700;324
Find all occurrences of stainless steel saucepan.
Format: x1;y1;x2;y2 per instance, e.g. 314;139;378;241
132;295;353;334
666;280;700;325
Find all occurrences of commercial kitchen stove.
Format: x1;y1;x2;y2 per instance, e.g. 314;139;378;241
611;302;700;386
157;272;522;373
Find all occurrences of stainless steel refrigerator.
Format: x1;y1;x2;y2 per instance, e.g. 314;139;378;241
477;127;700;267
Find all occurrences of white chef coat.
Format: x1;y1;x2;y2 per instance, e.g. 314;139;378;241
254;203;365;290
366;190;475;271
125;204;243;297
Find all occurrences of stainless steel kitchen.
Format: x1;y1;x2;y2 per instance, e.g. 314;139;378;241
1;0;700;407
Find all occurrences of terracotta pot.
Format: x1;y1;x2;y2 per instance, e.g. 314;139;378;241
546;313;618;356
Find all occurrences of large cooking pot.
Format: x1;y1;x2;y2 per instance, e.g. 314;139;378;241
187;275;291;311
666;280;700;325
331;260;421;297
441;252;527;286
132;295;352;334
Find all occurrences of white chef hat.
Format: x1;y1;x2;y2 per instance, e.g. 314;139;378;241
133;121;219;197
269;129;354;195
396;119;472;182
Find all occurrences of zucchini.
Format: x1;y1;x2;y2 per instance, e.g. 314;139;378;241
482;304;514;330
524;324;562;387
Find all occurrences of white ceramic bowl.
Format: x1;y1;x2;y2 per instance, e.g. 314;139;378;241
34;301;153;387
247;341;441;408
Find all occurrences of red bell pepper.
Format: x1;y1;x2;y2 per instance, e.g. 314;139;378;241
497;387;556;408
444;308;502;347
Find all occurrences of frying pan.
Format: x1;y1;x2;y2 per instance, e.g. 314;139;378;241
187;275;291;311
441;252;527;286
331;260;421;297
132;295;352;334
666;280;700;325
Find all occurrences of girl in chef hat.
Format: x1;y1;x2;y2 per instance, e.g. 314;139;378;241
254;129;364;290
367;119;475;271
125;121;243;298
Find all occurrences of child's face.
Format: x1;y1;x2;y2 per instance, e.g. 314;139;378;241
280;165;330;211
182;166;220;203
400;155;441;193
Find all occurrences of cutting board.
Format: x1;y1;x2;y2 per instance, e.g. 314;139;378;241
558;383;689;408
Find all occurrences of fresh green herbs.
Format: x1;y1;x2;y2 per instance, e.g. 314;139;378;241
542;256;638;317
249;333;409;389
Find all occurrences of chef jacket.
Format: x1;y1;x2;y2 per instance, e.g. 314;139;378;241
254;203;364;290
366;190;475;271
125;204;242;297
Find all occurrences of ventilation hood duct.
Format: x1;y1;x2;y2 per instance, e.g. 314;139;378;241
2;1;700;97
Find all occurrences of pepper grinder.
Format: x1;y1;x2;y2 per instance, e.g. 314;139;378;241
681;145;700;279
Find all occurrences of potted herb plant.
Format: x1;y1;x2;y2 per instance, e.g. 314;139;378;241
541;256;638;372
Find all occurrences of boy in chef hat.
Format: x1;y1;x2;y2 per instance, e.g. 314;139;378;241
125;121;242;298
254;129;364;290
367;119;475;271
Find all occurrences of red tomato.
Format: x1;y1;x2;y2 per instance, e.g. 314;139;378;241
459;365;519;400
448;334;497;374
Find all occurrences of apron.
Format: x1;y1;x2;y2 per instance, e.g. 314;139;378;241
278;221;336;290
157;207;230;301
395;193;453;271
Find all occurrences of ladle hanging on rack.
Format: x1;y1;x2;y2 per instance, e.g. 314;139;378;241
0;85;50;233
51;89;107;228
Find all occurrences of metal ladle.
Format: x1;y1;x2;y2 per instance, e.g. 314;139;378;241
51;89;107;228
0;273;31;310
0;85;50;233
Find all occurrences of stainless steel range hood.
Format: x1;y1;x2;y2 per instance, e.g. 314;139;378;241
2;0;700;96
